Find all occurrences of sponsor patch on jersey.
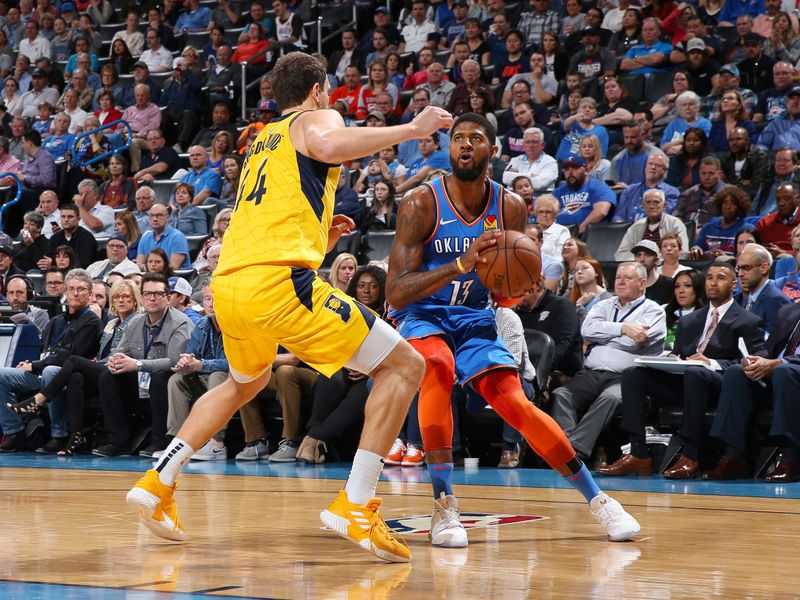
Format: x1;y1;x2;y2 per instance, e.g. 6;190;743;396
323;294;352;323
384;512;547;534
484;215;498;232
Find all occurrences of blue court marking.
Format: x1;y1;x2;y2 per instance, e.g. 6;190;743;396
0;580;262;600
1;454;799;500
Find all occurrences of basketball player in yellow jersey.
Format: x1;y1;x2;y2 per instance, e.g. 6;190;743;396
125;52;452;563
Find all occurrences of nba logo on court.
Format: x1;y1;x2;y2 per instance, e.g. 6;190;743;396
323;294;352;323
483;215;498;232
385;513;548;535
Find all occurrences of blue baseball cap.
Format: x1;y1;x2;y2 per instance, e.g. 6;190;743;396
561;154;587;168
720;63;740;77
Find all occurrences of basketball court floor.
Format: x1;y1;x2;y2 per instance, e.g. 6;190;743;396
1;454;798;599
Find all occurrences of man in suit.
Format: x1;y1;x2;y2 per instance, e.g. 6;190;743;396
735;243;790;333
705;302;800;480
598;263;766;478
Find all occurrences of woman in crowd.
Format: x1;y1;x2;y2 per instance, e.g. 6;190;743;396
99;155;137;209
361;177;397;232
181;45;204;78
385;52;406;89
170;182;207;236
468;86;497;130
51;17;72;63
231;23;272;75
461;18;490;67
13;211;48;272
2;77;22;117
775;225;800;301
109;39;135;75
329;252;357;292
708;90;757;153
689;187;751;258
115;210;141;261
219;155;241;207
355;60;400;120
774;224;800;279
608;9;642;55
661;91;712;154
570;257;612;322
659;233;691;278
194;208;232;272
595;76;638;148
663;269;706;350
145;248;175;279
54;245;77;271
7;280;143;455
492;30;526;88
765;11;800;64
207;131;235;175
698;0;724;24
93;65;123;112
558;237;590;297
535;194;571;258
651;70;692;126
558;97;609;161
295;266;387;464
540;32;570;82
665;127;711;189
560;0;586;40
580;134;612;182
93;89;122;126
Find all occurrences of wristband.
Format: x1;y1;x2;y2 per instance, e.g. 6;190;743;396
455;256;467;274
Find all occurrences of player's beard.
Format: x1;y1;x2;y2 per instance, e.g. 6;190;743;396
451;154;489;182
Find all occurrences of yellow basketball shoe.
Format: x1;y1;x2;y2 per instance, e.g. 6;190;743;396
320;490;411;563
126;469;187;542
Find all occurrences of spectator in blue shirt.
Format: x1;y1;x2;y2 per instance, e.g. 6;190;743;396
717;0;765;26
553;154;616;233
556;97;608;162
660;91;713;153
395;131;451;194
169;182;208;236
619;18;672;75
613;153;679;221
177;145;223;209
757;86;800;152
136;204;191;270
42;112;75;160
174;0;212;33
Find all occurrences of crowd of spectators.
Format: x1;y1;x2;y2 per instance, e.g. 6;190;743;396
0;0;799;481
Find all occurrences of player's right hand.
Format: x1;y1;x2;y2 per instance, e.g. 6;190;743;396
460;230;501;272
410;106;453;139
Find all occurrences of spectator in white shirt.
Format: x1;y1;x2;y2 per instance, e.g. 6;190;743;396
18;20;52;62
75;179;115;238
534;194;572;258
502;127;558;191
140;28;173;73
36;190;61;239
399;0;438;54
112;12;145;56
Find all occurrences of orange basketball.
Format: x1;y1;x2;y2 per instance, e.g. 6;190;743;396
475;230;542;298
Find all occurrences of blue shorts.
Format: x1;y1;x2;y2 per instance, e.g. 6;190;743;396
393;304;515;401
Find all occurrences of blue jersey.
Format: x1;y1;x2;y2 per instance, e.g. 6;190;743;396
390;176;505;316
389;175;516;389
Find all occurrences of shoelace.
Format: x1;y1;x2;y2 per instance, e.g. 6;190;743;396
365;501;409;551
389;440;405;455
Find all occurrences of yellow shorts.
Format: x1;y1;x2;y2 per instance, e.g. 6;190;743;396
211;266;374;382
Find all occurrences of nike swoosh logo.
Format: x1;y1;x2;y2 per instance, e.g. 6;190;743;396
440;218;457;226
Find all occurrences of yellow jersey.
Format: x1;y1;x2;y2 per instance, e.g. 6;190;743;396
216;111;341;275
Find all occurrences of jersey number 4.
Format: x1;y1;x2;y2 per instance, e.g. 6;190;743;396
448;280;473;306
235;158;269;211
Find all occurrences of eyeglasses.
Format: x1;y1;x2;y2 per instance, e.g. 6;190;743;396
112;293;133;301
142;291;168;299
150;212;168;218
67;286;89;294
735;263;760;273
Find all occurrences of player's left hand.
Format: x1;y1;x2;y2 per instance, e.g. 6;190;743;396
461;230;502;271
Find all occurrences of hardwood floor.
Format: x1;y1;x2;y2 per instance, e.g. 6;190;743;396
0;465;798;599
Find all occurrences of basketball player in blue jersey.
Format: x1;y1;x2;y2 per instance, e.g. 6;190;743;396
386;112;640;547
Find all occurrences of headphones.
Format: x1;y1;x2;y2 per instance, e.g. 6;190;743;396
6;274;35;301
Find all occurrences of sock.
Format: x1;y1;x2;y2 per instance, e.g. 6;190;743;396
428;462;454;498
344;449;384;505
154;437;194;487
563;462;602;503
631;442;649;460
